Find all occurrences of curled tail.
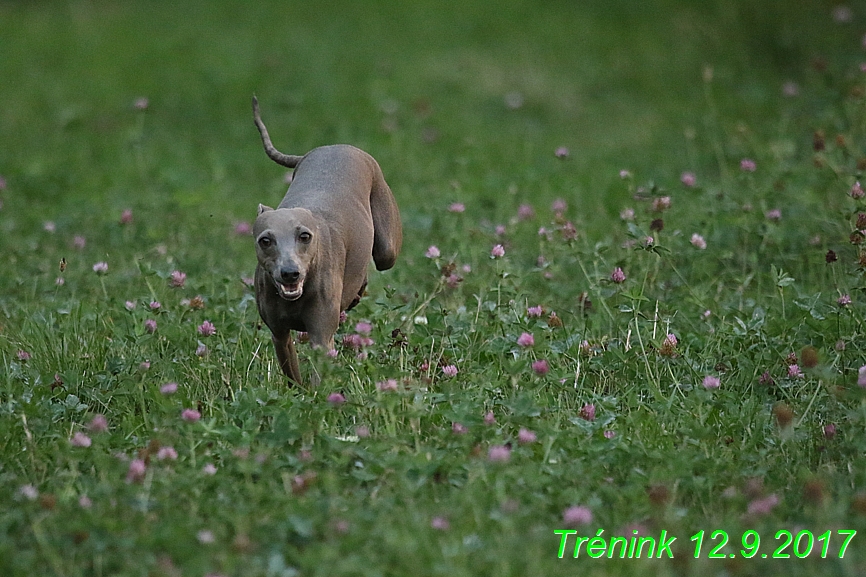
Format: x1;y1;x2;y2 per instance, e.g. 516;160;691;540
252;96;304;169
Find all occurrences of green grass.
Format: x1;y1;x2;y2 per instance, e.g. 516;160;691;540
2;0;866;575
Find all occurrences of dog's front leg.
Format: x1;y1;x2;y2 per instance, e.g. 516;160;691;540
304;300;341;387
272;332;303;386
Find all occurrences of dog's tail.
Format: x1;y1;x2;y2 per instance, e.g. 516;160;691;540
252;96;304;169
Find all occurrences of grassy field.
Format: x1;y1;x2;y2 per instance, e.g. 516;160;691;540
3;0;866;575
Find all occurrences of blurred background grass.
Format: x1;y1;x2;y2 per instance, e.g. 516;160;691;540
1;0;853;244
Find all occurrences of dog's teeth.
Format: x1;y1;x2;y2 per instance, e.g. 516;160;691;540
277;281;302;300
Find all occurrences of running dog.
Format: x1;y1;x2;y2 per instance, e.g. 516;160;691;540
252;97;402;385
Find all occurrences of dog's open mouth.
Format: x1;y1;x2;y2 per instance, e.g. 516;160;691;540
276;279;304;301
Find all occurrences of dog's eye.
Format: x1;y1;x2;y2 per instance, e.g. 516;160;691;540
258;236;273;248
298;232;312;243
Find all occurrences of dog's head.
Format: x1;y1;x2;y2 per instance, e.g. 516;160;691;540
254;205;319;301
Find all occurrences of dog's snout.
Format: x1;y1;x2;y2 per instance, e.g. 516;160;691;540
280;268;301;284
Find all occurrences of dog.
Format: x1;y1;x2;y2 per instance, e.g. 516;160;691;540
251;97;402;385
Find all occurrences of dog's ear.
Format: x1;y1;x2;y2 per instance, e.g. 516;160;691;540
258;204;274;215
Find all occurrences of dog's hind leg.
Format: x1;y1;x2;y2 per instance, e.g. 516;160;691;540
272;332;302;386
369;169;403;271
